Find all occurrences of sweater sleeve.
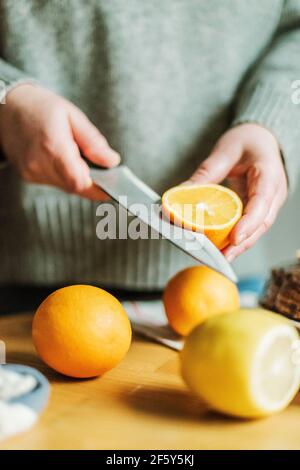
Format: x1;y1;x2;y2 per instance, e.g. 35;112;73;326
0;58;35;103
232;0;300;190
0;59;36;169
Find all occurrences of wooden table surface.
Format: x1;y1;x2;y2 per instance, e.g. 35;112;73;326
1;312;300;450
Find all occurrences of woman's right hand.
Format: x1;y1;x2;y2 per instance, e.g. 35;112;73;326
0;84;120;200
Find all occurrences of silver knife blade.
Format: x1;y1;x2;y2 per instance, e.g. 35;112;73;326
91;165;237;283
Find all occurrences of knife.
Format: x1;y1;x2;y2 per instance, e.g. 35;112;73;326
91;165;237;283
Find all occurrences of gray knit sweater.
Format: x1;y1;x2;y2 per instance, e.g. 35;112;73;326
0;0;300;289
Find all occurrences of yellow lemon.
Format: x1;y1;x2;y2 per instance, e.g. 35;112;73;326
180;309;300;418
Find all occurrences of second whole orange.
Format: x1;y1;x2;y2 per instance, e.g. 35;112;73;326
163;266;240;336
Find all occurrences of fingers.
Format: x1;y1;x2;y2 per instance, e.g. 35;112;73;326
37;112;109;200
76;182;110;202
51;138;108;201
230;164;278;245
68;106;120;168
52;140;90;191
45;108;111;200
224;188;286;261
22;160;69;189
223;225;266;262
186;135;243;184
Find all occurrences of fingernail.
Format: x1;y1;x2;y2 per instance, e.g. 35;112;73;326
107;148;121;166
95;140;121;166
235;232;246;245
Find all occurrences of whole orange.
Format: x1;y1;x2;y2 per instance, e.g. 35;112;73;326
163;266;239;336
32;285;132;378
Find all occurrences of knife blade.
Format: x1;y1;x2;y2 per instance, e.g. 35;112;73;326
91;165;237;283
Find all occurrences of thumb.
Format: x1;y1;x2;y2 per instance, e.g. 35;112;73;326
68;105;121;168
186;136;243;185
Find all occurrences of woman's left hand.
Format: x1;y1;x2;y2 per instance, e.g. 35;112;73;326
183;123;288;261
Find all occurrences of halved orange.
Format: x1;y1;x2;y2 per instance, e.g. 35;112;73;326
162;184;243;249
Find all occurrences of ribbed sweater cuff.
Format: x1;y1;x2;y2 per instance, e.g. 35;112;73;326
0;60;37;169
0;59;36;103
232;82;300;191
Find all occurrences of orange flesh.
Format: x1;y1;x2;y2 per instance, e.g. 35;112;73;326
165;186;240;227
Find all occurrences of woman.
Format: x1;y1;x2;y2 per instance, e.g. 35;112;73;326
0;0;298;292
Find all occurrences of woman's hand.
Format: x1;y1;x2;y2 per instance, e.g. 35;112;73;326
184;123;288;261
0;84;120;200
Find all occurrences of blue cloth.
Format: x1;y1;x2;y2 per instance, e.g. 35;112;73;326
237;276;265;308
238;277;265;296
